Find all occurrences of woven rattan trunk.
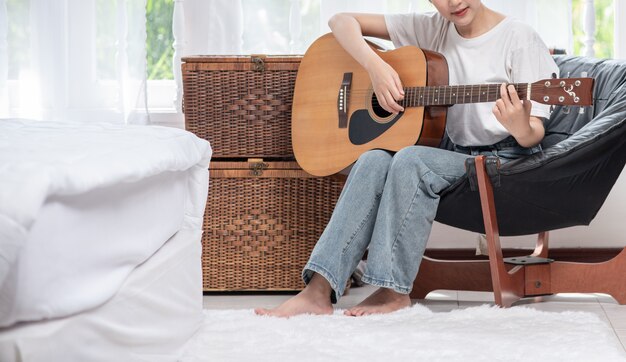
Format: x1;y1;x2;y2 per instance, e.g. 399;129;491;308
205;161;345;291
182;55;301;159
182;55;345;291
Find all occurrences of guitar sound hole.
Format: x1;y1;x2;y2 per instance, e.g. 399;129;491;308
371;94;393;119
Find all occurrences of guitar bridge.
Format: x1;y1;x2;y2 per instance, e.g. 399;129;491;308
338;72;352;128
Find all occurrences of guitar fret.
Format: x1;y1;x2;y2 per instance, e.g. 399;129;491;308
418;87;422;107
404;88;409;108
415;87;418;106
428;86;435;104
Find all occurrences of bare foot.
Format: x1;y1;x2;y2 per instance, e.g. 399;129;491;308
344;287;411;316
254;273;334;318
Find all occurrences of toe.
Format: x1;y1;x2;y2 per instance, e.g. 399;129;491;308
254;308;269;315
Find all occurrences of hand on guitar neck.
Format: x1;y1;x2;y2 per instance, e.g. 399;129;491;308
493;83;544;148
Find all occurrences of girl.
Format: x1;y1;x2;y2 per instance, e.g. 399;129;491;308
255;0;558;317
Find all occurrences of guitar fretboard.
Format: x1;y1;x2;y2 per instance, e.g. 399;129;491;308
400;83;528;107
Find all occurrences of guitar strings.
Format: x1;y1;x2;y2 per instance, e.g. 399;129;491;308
342;83;576;106
347;84;568;107
347;84;553;96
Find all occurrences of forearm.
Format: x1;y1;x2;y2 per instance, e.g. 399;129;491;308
328;13;404;114
513;116;545;148
328;14;382;72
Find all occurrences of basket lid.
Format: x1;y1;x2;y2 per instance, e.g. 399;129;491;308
182;55;302;63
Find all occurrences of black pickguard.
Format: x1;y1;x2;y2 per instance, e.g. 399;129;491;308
348;109;403;145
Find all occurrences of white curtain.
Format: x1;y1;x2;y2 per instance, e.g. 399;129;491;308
0;0;148;124
175;0;572;103
1;0;575;120
0;1;7;116
177;0;572;54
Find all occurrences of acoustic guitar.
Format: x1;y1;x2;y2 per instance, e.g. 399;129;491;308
291;33;594;176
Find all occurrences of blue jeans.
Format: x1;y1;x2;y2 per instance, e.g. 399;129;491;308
302;139;541;302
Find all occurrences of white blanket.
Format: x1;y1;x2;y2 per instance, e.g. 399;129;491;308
0;119;212;325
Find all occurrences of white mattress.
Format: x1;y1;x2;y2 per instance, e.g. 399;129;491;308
4;170;189;327
0;119;212;327
0;227;203;362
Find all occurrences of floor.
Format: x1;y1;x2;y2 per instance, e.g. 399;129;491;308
203;285;626;353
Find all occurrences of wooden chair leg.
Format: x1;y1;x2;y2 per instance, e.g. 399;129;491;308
475;156;524;307
532;231;549;258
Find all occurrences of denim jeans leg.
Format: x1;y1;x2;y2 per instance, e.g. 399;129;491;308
302;149;393;302
361;146;472;294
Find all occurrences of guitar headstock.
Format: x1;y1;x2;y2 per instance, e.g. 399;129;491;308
530;77;594;106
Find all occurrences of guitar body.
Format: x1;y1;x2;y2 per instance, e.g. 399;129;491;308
292;33;448;176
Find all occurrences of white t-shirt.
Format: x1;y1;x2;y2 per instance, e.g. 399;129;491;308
384;12;559;146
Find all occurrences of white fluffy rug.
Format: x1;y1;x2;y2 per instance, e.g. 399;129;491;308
181;304;625;362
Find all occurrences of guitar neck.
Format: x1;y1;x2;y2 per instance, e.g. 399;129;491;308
401;83;528;107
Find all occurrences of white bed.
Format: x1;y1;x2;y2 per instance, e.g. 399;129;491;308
0;119;212;361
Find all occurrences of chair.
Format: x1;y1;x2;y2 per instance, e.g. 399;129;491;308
410;55;626;307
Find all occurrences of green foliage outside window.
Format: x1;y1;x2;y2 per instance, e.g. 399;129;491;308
6;0;30;80
146;0;174;80
571;0;614;58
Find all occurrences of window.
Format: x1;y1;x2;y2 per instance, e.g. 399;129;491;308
6;0;30;80
571;0;614;58
3;0;619;120
146;0;174;80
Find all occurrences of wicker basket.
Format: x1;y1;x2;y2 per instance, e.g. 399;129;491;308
204;160;345;291
182;55;345;291
182;55;301;159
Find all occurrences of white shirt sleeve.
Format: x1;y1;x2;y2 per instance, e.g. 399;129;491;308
384;12;449;51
